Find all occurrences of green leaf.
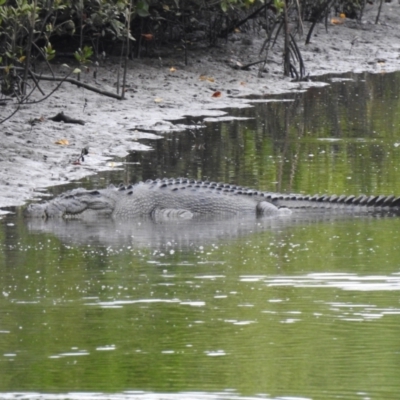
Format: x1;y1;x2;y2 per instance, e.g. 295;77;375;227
83;45;94;59
110;19;122;36
137;0;149;17
220;1;228;12
44;43;56;61
74;51;80;62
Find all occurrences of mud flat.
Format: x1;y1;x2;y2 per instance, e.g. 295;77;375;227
1;2;400;210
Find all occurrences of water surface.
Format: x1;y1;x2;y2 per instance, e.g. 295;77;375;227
1;72;400;400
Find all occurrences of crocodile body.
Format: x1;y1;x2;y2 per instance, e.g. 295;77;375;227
24;178;400;219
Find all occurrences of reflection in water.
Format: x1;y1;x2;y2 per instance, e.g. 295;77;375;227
24;212;392;249
3;72;400;400
25;214;290;249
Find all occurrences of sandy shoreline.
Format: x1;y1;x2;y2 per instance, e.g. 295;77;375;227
1;2;400;211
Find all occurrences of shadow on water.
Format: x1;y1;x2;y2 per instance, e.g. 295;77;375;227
3;71;400;400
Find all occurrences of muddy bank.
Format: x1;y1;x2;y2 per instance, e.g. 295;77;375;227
1;2;400;211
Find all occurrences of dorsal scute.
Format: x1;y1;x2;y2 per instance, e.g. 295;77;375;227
381;195;395;207
373;195;387;206
356;195;369;205
316;195;327;202
291;195;303;201
327;195;338;202
344;195;355;204
352;195;366;205
366;195;379;206
322;194;336;202
335;195;347;203
390;196;400;207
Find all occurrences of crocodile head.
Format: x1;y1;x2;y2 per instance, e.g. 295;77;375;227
24;189;116;219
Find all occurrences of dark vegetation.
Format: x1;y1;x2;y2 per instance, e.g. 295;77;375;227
0;0;388;123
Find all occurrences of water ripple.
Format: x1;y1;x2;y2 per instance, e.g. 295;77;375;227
259;273;400;291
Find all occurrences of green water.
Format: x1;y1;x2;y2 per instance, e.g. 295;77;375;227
1;72;400;400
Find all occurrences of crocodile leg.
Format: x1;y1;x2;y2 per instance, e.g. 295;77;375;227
256;201;291;216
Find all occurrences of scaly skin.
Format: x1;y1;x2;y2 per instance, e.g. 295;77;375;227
24;178;400;219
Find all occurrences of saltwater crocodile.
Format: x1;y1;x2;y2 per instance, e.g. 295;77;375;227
24;177;400;219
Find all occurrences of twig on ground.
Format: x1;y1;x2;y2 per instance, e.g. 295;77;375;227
232;60;265;70
0;66;124;100
0;104;21;124
32;73;124;100
375;0;384;24
49;111;86;125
